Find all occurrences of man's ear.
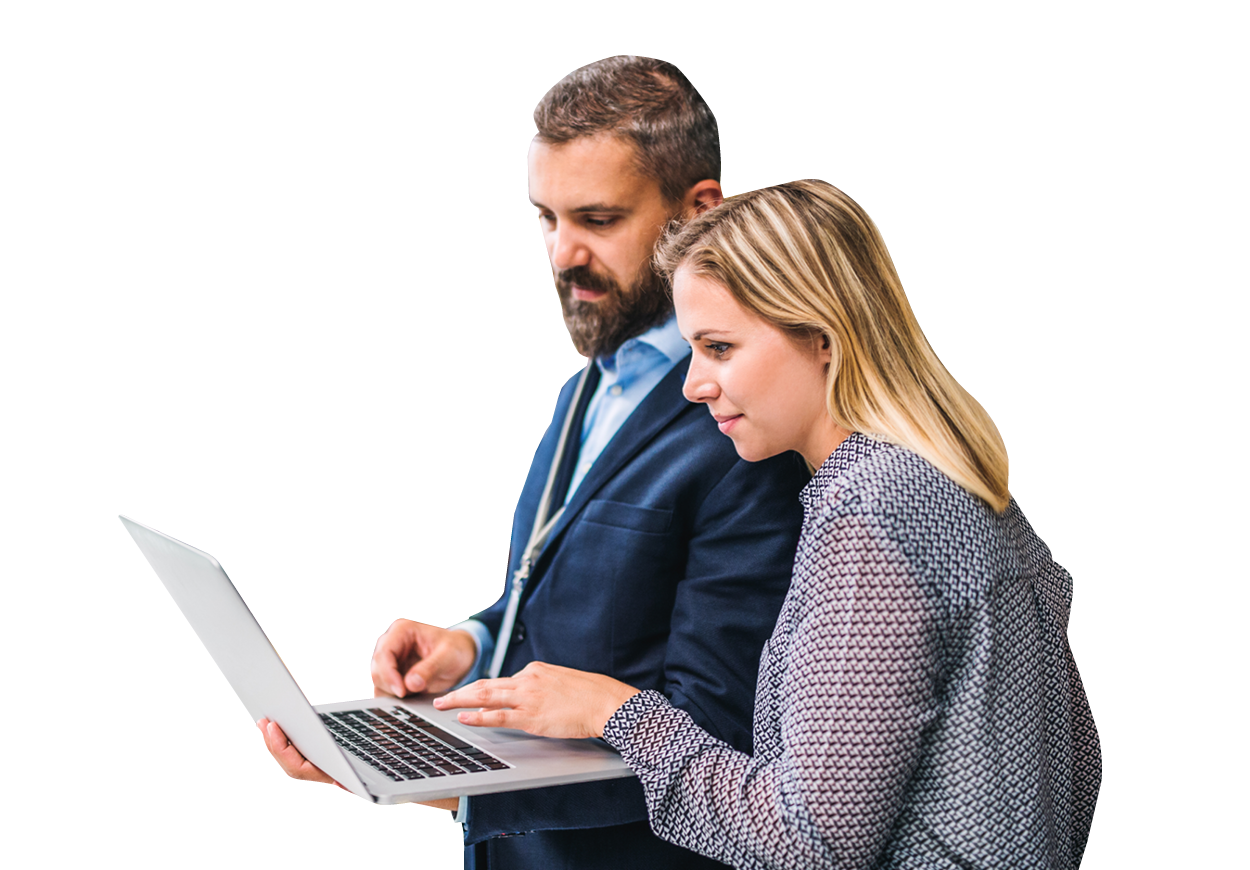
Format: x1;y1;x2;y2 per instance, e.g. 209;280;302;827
682;180;724;216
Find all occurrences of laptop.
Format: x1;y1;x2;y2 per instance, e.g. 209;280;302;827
120;515;634;804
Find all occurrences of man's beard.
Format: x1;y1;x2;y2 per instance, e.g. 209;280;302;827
556;264;673;359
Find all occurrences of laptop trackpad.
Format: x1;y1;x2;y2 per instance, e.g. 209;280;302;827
480;727;544;743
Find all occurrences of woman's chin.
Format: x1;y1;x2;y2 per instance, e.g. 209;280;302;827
731;440;786;464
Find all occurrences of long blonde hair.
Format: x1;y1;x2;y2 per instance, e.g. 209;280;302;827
657;180;1010;512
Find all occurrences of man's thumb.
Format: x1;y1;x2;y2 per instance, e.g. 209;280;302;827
404;648;452;694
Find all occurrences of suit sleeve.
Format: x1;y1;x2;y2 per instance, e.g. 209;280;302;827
463;451;807;843
660;452;806;751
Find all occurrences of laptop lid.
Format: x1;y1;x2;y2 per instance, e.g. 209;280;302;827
120;515;373;800
120;515;633;804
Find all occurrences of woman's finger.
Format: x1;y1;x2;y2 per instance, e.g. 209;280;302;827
455;707;519;729
436;678;514;711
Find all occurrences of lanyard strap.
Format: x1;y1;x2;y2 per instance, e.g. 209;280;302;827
488;363;595;679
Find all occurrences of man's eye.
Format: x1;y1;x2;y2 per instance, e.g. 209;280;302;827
538;213;556;226
585;216;617;228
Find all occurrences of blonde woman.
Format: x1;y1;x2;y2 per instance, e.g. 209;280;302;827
437;181;1101;869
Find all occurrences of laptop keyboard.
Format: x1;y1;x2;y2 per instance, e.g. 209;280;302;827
320;706;511;782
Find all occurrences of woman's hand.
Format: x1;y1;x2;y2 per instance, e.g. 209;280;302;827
433;661;639;739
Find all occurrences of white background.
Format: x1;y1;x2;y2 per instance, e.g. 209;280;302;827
2;2;1245;867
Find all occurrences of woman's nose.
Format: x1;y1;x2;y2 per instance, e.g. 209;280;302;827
682;357;719;404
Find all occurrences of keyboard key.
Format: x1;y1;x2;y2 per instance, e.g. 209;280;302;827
321;707;509;780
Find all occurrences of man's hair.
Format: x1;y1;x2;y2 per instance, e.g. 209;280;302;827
534;56;720;204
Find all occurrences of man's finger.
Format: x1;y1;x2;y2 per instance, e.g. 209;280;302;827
403;661;429;694
371;645;405;698
259;719;334;783
405;643;461;694
264;720;303;766
259;719;298;770
405;636;472;694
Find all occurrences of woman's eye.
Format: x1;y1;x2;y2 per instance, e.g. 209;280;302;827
707;342;730;357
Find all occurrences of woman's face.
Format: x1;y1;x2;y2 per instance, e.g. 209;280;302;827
675;268;844;467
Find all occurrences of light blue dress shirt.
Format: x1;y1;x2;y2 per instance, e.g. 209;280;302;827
566;314;690;502
451;315;689;684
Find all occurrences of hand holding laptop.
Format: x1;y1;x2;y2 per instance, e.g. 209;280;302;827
262;615;472;810
257;717;339;785
260;617;478;811
121;516;633;806
257;715;461;811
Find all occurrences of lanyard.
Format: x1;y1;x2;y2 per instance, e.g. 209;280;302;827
488;363;595;679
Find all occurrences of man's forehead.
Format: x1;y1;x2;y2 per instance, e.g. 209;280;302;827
527;135;661;209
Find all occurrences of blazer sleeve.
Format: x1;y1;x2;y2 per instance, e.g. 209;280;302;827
462;450;807;844
661;452;806;750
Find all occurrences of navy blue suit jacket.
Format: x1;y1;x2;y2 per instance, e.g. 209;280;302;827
463;357;809;869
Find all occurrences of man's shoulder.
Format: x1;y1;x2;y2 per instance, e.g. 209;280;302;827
547;361;808;500
629;399;809;506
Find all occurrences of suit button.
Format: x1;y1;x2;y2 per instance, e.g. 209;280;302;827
512;622;526;643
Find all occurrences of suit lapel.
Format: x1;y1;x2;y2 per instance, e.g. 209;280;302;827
530;352;693;581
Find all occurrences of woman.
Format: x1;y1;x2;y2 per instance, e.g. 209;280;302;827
436;180;1101;869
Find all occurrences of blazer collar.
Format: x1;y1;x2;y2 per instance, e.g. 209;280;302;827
538;351;693;564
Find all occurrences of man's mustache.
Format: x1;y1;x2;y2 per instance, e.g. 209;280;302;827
557;266;617;295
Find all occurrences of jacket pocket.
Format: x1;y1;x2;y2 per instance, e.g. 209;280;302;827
581;499;673;535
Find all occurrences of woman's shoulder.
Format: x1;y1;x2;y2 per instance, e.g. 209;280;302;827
808;434;1011;598
811;434;984;523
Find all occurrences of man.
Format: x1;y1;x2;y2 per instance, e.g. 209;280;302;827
261;56;810;869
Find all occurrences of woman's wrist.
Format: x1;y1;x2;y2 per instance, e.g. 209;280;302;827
596;683;641;737
601;689;671;749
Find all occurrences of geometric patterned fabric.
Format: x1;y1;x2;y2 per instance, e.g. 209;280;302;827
603;432;1101;869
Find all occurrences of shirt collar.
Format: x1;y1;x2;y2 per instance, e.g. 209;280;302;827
596;314;688;380
799;431;885;513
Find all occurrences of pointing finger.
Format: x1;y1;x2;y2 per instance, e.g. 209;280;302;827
455;708;517;729
435;679;513;711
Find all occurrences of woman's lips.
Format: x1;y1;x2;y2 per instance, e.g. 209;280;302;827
712;413;742;435
572;286;608;302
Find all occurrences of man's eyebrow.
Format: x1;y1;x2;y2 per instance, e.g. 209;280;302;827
528;198;629;214
570;203;629;214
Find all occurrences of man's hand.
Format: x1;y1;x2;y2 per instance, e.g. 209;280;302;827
257;718;340;785
257;718;459;810
371;619;478;698
434;661;639;739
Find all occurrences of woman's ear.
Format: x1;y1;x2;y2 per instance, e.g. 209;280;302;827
818;333;832;364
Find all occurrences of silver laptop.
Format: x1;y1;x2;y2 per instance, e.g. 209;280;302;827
121;515;633;804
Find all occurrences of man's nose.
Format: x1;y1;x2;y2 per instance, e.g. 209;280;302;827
550;225;591;271
682;356;719;404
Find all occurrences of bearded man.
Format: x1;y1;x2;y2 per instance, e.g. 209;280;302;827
262;56;810;870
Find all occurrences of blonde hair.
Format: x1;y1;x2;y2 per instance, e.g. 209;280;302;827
657;179;1010;512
